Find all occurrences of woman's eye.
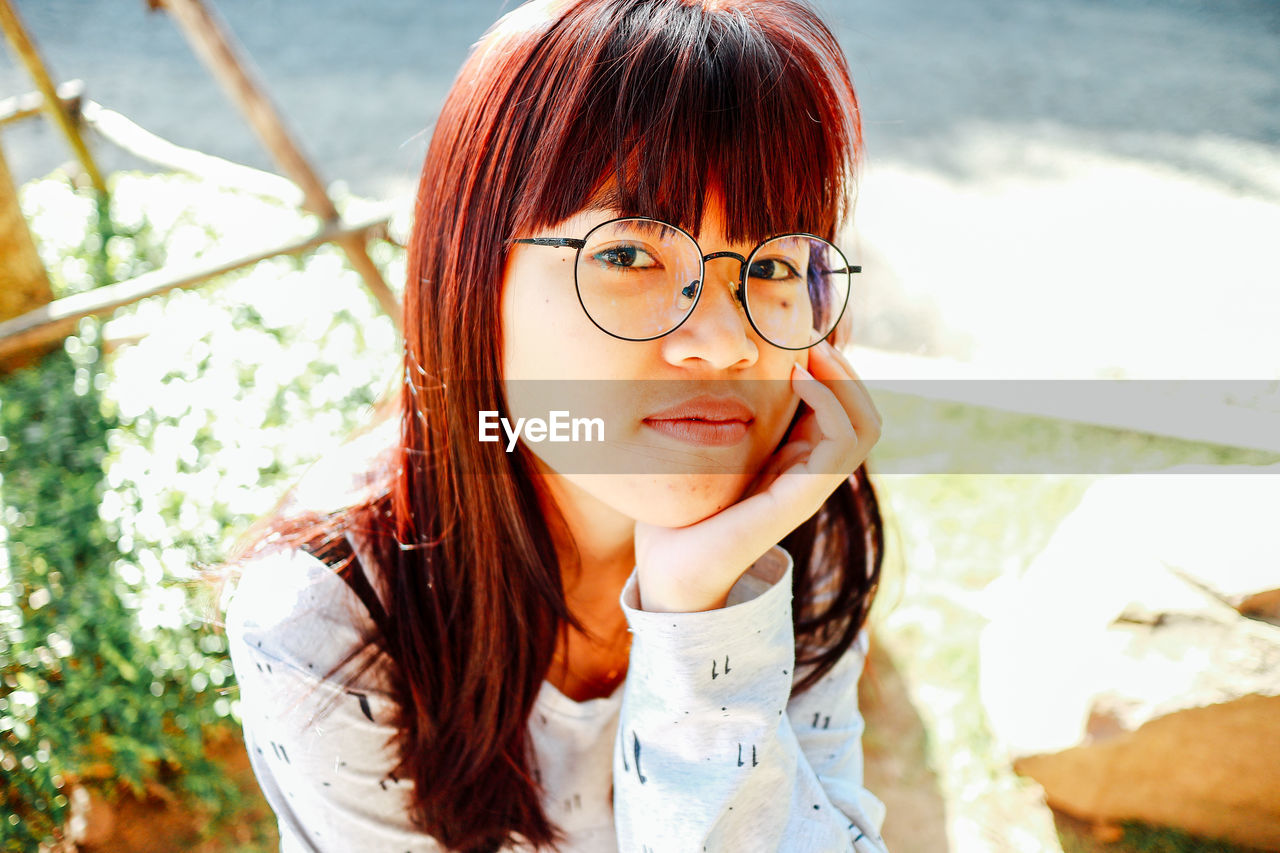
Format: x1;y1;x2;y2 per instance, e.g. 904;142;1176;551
748;257;800;281
593;244;660;270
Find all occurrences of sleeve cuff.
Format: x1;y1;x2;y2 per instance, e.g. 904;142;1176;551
617;544;796;709
619;543;792;616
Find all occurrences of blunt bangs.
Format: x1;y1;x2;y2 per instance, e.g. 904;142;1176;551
501;0;862;247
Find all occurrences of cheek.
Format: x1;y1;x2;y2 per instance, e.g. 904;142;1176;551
504;257;630;380
501;261;576;379
762;352;804;437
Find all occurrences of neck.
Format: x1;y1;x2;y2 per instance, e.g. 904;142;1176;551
534;466;635;631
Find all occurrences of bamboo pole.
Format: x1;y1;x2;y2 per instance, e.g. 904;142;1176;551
0;78;83;128
0;140;62;371
79;99;305;207
77;100;404;249
0;137;57;368
0;0;106;195
0;214;389;363
151;0;401;334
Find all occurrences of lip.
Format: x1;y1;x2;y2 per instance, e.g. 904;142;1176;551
641;394;755;448
642;419;750;447
641;394;756;423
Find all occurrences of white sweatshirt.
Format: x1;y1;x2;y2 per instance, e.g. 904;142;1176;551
225;540;889;852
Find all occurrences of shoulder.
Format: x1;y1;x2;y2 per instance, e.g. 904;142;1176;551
225;544;387;688
224;549;415;845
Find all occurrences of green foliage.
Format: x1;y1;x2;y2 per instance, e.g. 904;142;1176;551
1116;820;1267;853
0;334;239;850
0;174;238;851
2;168;401;849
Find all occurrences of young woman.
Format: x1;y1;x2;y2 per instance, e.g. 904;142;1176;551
223;0;889;850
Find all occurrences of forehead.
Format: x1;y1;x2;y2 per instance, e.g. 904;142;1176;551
567;183;754;247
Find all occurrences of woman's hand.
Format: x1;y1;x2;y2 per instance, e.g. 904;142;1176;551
633;340;883;612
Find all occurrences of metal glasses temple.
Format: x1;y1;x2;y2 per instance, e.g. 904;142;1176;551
512;237;861;275
512;237;587;248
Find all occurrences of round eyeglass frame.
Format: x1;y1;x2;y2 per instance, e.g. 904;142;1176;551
509;215;860;351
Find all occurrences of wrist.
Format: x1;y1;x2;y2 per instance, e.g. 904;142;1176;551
636;573;733;613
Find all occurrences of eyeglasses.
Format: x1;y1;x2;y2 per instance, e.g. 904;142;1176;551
510;216;859;351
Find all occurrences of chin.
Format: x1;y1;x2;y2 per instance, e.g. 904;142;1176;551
587;472;754;528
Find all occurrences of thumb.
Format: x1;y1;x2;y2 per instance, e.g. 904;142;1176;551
743;440;813;501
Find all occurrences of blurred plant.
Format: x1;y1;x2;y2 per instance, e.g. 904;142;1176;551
1;169;401;850
0;325;239;850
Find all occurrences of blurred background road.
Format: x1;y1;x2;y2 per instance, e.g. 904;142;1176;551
3;0;1278;378
4;5;1278;851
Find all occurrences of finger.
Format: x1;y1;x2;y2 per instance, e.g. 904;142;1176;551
743;439;813;500
792;361;857;444
735;443;844;536
788;404;823;447
823;341;882;426
804;349;872;434
772;439;814;478
792;362;863;478
807;343;882;437
724;363;877;548
797;352;881;454
816;341;880;423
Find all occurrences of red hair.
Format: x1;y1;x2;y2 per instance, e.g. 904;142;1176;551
227;1;880;850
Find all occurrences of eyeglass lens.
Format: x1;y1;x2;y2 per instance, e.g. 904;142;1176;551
575;218;850;348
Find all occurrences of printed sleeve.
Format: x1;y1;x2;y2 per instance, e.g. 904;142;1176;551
613;544;889;852
224;546;445;852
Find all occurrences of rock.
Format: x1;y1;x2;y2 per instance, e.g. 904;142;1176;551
1135;468;1280;625
66;784;115;847
978;467;1280;851
1090;822;1124;844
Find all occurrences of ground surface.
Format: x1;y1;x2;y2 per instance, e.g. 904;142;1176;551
7;2;1277;849
4;0;1278;378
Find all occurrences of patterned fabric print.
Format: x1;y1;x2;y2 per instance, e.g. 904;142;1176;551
614;546;887;852
226;545;887;852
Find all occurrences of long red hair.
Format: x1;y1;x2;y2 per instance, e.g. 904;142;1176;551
225;1;881;850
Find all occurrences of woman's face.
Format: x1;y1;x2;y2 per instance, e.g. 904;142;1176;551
500;190;805;528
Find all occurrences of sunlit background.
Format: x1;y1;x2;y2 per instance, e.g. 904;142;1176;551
2;1;1277;851
6;0;1278;379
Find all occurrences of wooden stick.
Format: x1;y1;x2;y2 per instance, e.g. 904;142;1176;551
0;138;58;371
0;78;83;127
153;0;400;333
0;142;54;322
0;214;389;362
0;0;106;194
79;99;305;207
78;100;405;248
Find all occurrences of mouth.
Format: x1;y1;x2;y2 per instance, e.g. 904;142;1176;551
641;394;754;448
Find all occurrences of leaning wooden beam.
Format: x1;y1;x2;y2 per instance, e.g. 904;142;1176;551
0;78;83;128
151;0;401;334
0;139;57;372
80;99;305;207
0;143;53;321
78;101;403;248
0;214;389;363
0;0;106;195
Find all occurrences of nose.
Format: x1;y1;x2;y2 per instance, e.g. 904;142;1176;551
659;255;757;370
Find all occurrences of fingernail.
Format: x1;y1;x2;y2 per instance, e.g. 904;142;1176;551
793;361;811;378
